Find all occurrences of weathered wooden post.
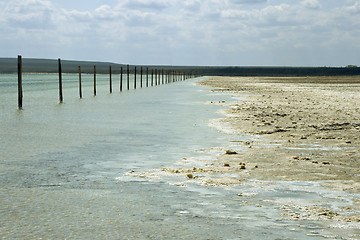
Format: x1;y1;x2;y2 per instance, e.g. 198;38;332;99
155;69;158;86
17;55;23;109
151;69;154;86
140;66;143;88
120;66;123;92
58;58;63;103
146;67;149;87
134;66;137;90
109;66;112;94
127;64;130;90
93;65;97;96
78;66;82;99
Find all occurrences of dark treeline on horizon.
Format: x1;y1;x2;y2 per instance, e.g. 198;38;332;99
1;58;360;76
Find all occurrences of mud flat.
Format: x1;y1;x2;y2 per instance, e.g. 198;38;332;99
195;76;359;184
195;76;360;223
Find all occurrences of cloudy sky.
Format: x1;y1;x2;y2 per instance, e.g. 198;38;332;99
0;0;359;66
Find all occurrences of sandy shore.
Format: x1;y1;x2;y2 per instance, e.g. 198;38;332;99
194;76;360;223
195;76;360;186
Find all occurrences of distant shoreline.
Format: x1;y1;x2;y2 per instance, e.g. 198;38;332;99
1;58;360;76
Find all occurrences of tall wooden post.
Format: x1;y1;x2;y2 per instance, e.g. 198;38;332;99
58;58;63;103
120;66;123;92
109;66;112;94
155;69;157;86
17;55;23;109
127;64;130;90
93;65;96;96
151;69;154;86
146;67;149;87
78;66;82;99
140;66;143;88
134;66;137;90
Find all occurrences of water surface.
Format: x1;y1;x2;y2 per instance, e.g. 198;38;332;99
0;74;349;239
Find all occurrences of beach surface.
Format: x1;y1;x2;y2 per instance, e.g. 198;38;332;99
195;76;360;222
144;76;360;228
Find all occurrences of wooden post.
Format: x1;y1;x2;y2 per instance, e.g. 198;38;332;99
140;66;143;88
93;65;96;96
134;66;137;90
109;66;112;94
155;69;157;86
146;67;149;87
78;66;82;99
120;66;123;92
58;58;63;103
151;69;154;86
127;64;130;90
17;55;23;109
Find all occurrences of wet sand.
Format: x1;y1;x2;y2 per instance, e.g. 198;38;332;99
194;76;360;223
196;76;360;185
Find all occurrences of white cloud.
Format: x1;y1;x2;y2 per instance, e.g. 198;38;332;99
301;0;321;9
121;0;171;10
2;0;54;29
0;0;359;66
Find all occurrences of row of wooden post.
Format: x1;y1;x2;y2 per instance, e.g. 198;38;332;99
17;56;196;109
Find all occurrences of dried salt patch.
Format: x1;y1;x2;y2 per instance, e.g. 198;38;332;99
174;156;211;166
208;119;238;134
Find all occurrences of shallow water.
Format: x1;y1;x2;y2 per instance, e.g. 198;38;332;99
0;74;357;239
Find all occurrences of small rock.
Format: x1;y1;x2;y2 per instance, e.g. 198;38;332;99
322;161;330;165
187;173;193;179
224;163;230;167
226;150;237;155
292;156;299;160
239;163;246;169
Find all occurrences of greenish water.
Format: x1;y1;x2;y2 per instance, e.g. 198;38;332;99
0;74;356;239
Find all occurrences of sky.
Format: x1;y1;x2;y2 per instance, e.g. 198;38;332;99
0;0;359;66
